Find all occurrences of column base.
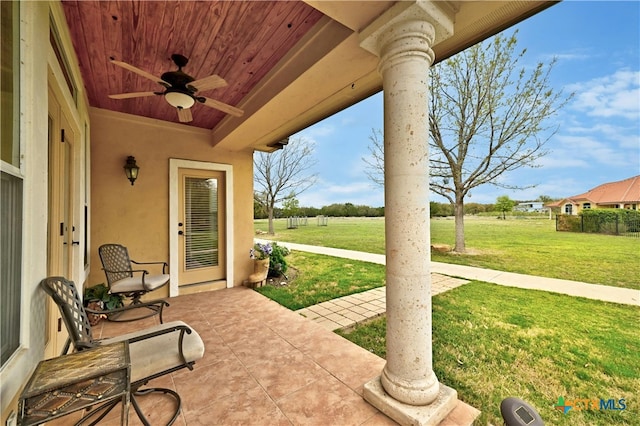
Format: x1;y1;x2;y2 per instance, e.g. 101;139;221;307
364;376;458;426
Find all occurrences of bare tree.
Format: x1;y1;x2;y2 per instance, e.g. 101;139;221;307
362;128;384;187
364;31;571;252
254;136;318;234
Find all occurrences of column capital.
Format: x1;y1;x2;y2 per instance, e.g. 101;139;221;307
359;0;455;58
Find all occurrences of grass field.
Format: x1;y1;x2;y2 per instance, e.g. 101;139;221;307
337;282;639;426
255;216;640;289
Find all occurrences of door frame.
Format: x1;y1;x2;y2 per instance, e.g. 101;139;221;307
169;159;234;296
46;82;80;358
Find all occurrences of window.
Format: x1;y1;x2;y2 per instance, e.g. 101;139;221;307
1;0;22;366
1;1;20;167
1;173;23;365
50;17;77;104
583;203;591;209
564;204;573;214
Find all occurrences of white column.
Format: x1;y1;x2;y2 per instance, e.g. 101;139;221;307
380;16;438;405
360;2;457;424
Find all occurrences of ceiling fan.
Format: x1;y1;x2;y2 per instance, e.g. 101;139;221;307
108;53;244;123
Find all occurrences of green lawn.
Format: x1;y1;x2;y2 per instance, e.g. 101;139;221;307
256;251;386;309
337;282;639;426
255;216;640;289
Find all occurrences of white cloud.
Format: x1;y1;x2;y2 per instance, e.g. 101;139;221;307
297;180;384;207
539;51;591;63
567;69;640;120
340;116;357;126
551;135;632;167
324;181;374;195
536;155;590;169
295;124;335;142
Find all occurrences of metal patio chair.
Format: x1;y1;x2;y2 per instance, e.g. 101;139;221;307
40;276;205;426
98;243;170;321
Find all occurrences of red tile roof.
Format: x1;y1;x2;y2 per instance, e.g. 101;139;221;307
547;175;640;207
570;175;640;204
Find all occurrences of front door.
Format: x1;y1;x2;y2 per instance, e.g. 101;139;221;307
45;86;76;358
177;168;226;292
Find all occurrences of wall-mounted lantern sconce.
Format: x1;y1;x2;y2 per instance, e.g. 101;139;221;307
123;156;140;185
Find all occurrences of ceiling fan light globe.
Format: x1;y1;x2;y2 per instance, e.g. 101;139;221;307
165;91;194;109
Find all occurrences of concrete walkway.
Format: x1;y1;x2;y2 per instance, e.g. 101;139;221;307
256;240;639;327
297;273;470;331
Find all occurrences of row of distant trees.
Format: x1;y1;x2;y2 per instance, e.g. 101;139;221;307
254;196;555;220
254;201;383;219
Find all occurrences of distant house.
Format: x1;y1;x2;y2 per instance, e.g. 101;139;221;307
513;201;548;213
546;175;640;215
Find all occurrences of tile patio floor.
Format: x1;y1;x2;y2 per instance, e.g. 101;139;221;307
50;286;479;425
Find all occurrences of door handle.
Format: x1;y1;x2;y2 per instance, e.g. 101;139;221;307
72;241;80;245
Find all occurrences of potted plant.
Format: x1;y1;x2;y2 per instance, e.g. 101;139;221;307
83;283;124;325
248;242;272;287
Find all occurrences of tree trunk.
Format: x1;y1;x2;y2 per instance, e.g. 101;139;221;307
267;204;275;235
454;196;465;253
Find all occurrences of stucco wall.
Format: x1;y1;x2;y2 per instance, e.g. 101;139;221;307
1;1;84;419
88;108;255;294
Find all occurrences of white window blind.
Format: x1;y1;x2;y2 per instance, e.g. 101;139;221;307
184;177;219;270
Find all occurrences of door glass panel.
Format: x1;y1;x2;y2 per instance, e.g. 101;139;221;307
184;177;219;270
62;137;71;275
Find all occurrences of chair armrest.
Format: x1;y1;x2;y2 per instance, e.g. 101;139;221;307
126;324;194;369
99;321;205;384
102;267;148;276
131;260;168;274
103;268;157;290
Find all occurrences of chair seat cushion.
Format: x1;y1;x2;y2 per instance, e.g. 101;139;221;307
110;274;170;293
100;320;205;383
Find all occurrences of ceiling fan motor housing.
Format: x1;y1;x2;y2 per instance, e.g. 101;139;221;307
164;88;196;109
161;57;197;109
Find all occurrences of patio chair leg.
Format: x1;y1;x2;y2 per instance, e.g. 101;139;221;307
131;387;182;426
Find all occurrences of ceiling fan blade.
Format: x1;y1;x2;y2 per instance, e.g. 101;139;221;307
108;91;157;99
201;97;244;117
177;107;193;123
188;74;227;92
110;60;167;85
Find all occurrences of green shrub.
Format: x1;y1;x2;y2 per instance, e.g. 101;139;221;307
582;209;640;234
83;283;123;310
556;214;582;232
268;242;290;277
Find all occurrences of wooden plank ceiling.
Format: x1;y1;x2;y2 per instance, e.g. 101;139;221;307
61;1;324;129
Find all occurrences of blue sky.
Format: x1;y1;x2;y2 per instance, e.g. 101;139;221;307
290;1;640;208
